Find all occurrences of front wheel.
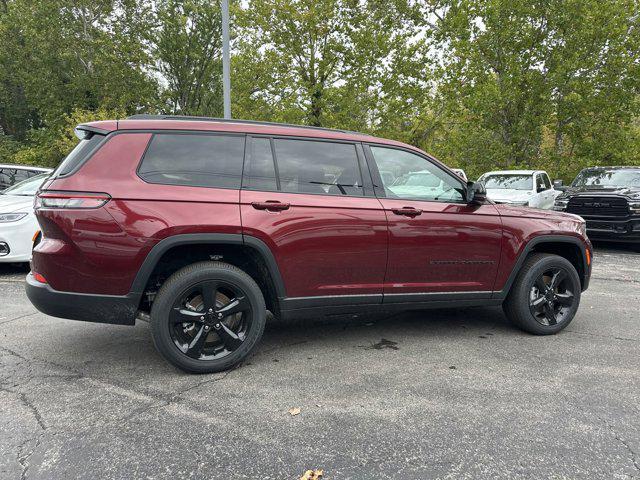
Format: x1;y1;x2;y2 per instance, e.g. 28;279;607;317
150;261;266;373
503;253;581;335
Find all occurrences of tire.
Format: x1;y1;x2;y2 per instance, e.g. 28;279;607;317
150;261;266;373
503;253;581;335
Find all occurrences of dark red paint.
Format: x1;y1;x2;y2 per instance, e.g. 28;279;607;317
31;119;591;301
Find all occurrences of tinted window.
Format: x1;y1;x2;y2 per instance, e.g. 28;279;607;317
139;134;245;188
274;139;363;196
0;168;31;189
543;173;551;189
243;138;277;191
535;174;546;191
54;134;104;177
1;172;49;196
370;146;464;202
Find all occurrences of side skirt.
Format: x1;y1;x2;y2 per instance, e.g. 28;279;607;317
279;292;502;321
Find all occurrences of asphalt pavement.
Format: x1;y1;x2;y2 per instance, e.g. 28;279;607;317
0;243;639;479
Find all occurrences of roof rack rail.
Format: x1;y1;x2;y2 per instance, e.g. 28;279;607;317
126;114;358;135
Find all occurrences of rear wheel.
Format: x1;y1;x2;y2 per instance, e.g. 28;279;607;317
150;261;266;373
503;253;581;335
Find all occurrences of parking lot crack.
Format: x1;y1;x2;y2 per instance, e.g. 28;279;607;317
120;369;234;423
0;312;39;325
0;386;47;480
599;415;640;474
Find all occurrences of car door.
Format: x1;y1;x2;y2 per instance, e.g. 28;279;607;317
535;173;554;209
365;145;503;301
240;136;388;305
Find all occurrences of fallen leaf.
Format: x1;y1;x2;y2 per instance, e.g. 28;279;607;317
300;469;324;480
288;407;301;416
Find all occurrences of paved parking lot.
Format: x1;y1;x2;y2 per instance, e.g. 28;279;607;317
1;244;639;479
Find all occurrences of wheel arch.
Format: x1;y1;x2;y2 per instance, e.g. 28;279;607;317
129;233;286;315
496;235;589;299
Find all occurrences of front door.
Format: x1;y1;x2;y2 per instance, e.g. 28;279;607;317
240;136;388;304
366;145;503;301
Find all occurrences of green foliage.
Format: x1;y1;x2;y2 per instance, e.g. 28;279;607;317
0;0;638;180
153;0;226;116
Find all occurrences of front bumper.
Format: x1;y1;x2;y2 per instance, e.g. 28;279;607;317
25;273;137;325
0;214;39;263
585;218;640;243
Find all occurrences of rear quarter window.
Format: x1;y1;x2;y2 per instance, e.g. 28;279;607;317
53;134;105;177
138;133;245;189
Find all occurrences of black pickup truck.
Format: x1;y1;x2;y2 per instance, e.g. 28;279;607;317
553;166;640;244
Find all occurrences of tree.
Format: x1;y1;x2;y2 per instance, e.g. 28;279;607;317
234;0;425;129
152;0;225;116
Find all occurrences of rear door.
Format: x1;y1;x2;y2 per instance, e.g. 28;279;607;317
240;136;388;304
365;145;503;301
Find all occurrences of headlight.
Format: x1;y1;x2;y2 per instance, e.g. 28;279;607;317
577;222;587;237
630;201;640;214
553;198;569;211
0;212;28;223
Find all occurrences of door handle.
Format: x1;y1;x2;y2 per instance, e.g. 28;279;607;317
391;207;422;217
251;201;290;212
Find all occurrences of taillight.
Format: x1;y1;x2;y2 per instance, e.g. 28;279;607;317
35;191;111;209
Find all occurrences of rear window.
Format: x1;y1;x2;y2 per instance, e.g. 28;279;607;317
139;134;245;189
273;139;363;196
53;134;105;177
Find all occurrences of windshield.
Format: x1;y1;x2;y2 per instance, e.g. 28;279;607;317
572;169;640;188
481;174;532;191
1;172;50;196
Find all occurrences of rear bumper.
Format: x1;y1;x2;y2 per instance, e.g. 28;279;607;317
25;273;137;325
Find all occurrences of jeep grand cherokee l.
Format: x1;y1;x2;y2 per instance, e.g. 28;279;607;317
553;166;640;244
26;115;592;373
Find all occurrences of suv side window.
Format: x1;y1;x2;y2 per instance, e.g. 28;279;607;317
273;139;363;196
243;137;278;191
543;173;552;189
536;174;547;191
369;146;464;202
139;133;245;189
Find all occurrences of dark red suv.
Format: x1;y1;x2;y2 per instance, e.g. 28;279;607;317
26;115;592;373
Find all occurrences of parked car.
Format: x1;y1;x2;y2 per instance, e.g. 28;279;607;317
0;164;51;191
26;116;592;373
0;172;51;262
478;170;560;209
451;168;468;182
553;166;640;244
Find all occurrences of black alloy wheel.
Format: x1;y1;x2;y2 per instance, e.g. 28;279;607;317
151;261;266;373
170;280;252;360
503;253;581;335
528;267;576;326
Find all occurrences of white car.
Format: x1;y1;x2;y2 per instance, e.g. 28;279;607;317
0;164;51;191
0;172;51;263
478;170;561;209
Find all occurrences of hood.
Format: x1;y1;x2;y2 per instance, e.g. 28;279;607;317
485;189;532;203
0;194;35;213
560;185;640;199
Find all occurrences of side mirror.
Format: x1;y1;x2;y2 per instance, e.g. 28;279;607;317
553;179;566;191
466;181;487;205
